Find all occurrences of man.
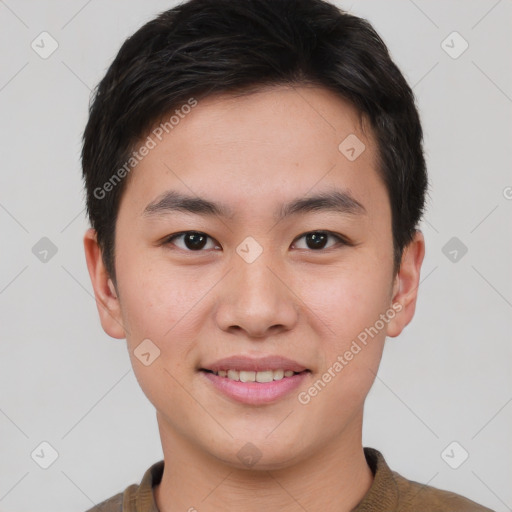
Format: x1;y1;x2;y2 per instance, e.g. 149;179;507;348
81;0;494;510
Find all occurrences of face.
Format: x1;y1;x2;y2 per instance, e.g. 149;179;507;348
85;85;424;470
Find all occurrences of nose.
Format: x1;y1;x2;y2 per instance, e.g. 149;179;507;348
214;248;299;339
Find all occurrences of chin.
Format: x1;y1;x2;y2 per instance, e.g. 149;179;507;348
203;432;308;472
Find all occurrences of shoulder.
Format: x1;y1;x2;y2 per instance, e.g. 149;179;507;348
391;469;495;511
82;460;163;512
84;483;140;512
84;490;124;512
361;447;495;512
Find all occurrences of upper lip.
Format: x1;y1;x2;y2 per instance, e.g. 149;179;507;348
201;355;309;373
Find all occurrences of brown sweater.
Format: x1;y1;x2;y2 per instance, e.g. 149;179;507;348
85;447;494;511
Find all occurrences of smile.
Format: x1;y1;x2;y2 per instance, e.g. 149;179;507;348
205;369;300;382
200;369;310;405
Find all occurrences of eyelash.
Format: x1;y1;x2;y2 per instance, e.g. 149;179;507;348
162;230;352;252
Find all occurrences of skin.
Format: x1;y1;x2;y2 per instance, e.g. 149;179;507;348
84;85;424;512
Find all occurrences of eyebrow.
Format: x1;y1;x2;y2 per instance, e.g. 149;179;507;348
142;188;367;221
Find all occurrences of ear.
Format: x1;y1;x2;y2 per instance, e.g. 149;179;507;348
83;228;126;339
386;230;425;338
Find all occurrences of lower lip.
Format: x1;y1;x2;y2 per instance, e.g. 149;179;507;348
200;370;310;405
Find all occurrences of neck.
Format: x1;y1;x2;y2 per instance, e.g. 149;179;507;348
154;411;373;512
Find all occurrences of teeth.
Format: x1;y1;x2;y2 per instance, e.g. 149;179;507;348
240;370;256;382
212;369;299;382
227;369;239;381
273;369;284;380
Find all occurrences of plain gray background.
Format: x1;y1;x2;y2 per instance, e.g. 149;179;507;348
0;1;511;511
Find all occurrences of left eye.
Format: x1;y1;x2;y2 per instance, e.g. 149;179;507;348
164;230;347;252
292;231;347;250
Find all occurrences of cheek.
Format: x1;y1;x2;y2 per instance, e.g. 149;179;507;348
296;270;390;420
116;253;191;343
297;260;392;407
300;263;392;343
115;261;204;409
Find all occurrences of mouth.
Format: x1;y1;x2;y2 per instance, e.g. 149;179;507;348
200;368;309;383
199;363;311;404
199;355;311;404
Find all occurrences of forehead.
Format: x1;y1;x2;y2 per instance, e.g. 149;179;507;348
118;85;386;222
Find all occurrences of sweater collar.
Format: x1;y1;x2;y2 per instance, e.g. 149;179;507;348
129;447;399;512
352;447;399;512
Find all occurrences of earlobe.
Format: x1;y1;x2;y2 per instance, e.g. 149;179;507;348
386;230;425;338
83;228;126;339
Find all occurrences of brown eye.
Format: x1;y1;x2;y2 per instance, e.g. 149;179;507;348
293;231;348;250
165;231;218;251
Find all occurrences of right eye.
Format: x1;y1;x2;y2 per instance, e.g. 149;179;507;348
163;231;220;252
